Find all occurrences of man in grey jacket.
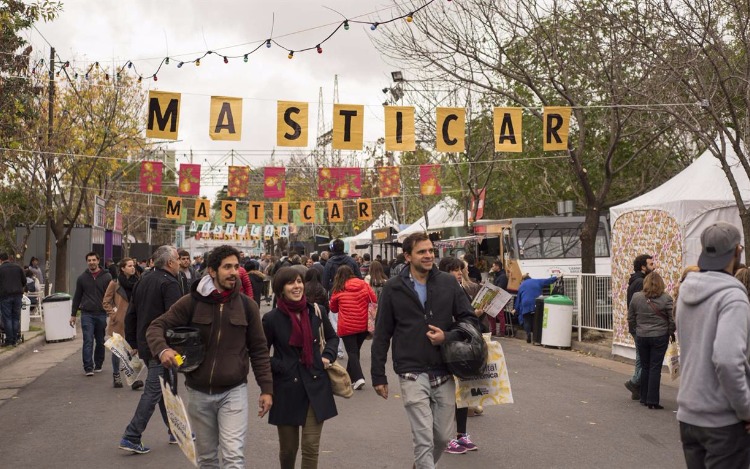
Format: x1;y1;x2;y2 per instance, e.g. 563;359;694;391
676;222;750;467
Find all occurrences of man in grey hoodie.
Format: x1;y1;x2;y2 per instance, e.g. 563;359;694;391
677;221;750;467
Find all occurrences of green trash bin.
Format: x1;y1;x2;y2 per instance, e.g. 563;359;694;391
541;295;574;347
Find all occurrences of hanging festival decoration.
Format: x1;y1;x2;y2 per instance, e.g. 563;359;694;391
384;106;416;151
377;166;401;197
227;166;250;198
139;161;163;193
264;167;286;198
209;96;243;141
178;164;201;196
318;168;362;199
420;164;442;196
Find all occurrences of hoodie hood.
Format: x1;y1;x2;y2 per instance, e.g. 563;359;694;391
678;270;747;306
328;252;351;267
628;271;645;286
192;274;240;304
343;277;369;293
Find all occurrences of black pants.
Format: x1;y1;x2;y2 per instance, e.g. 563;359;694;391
341;332;368;382
636;334;668;405
456;406;468;435
523;313;534;342
680;421;750;469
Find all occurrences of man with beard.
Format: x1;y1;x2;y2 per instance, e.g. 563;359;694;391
70;252;112;375
624;253;654;401
148;245;272;467
371;232;478;468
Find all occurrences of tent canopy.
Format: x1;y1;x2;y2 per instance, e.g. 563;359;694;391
397;197;465;242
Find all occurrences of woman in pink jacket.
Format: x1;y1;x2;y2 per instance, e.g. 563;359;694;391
329;265;376;390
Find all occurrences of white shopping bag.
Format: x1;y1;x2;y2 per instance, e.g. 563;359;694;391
665;341;680;381
160;370;197;467
455;336;514;408
104;333;145;386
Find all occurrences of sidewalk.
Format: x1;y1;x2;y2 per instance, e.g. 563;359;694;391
0;321;48;369
502;328;631;364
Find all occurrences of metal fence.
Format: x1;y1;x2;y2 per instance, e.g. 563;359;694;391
559;274;613;339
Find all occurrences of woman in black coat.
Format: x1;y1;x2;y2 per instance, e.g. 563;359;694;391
262;267;339;469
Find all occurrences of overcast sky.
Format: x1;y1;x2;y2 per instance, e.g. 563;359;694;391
32;0;414;196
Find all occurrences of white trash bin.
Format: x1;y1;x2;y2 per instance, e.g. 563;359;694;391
21;295;31;332
43;293;75;342
541;295;574;347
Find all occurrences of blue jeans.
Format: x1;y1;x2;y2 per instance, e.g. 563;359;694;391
80;313;106;372
630;333;642;386
123;360;169;443
398;375;456;469
187;383;249;469
0;295;22;345
636;334;669;405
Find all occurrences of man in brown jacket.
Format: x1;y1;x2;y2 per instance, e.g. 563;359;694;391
147;244;273;468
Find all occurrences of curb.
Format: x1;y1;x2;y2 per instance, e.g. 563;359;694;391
0;330;47;370
505;329;633;365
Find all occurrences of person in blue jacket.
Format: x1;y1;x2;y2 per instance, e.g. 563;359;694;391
512;274;558;343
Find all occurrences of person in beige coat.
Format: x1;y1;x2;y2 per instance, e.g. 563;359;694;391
103;258;142;390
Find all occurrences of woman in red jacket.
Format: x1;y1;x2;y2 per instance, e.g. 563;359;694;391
329;265;376;390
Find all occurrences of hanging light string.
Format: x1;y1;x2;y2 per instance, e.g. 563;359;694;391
15;0;439;83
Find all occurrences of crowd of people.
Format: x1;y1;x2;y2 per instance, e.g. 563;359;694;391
4;219;749;468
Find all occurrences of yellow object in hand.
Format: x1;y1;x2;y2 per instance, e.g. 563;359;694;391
174;354;184;366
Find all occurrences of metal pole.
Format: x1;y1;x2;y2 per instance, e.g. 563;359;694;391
44;47;55;294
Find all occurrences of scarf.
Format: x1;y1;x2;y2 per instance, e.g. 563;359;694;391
117;272;138;301
196;275;233;303
277;294;314;368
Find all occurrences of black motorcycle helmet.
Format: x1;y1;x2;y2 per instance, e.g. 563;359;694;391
440;322;488;379
166;327;204;373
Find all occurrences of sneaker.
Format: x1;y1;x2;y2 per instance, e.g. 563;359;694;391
353;378;366;390
456;434;478;451
113;374;123;388
131;380;144;391
94;367;103;373
445;439;467;455
119;438;150;454
624;380;640;401
85;370;94;377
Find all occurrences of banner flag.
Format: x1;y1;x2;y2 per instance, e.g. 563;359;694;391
543;106;571;151
146;91;181;140
357;199;372;221
178;164;201;196
277;101;309;147
327;200;344;223
332;104;364;150
493;107;523;152
247;201;264;224
436;107;465;152
384;106;415;151
318;168;361;199
221;201;237;223
139;161;163;193
209;96;242;141
300;202;316;224
264;167;286;198
377;166;400;197
166;197;182;220
227;166;250;198
194;199;211;222
420;165;442;196
272;202;289;224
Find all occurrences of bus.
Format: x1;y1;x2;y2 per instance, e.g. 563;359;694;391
471;216;611;291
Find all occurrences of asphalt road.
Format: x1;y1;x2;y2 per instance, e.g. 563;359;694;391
0;306;685;469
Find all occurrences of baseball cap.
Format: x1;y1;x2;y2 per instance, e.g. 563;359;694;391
698;222;742;270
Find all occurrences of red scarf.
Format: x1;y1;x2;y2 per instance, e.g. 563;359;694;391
209;289;233;304
277;295;314;368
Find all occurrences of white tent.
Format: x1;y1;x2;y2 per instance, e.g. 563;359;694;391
397;197;466;242
608;141;750;358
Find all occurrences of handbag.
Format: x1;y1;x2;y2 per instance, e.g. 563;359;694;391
367;302;378;335
313;303;354;398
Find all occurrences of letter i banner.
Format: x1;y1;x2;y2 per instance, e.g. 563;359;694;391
420;165;442;196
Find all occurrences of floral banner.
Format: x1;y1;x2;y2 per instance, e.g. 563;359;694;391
139;161;163;193
318;168;361;199
377;166;401;197
178;164;201;196
264;167;286;198
227;166;250;198
420;164;442;196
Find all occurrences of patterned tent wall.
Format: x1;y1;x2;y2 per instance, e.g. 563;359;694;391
610;210;682;356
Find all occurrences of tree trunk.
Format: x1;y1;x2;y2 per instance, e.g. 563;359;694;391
740;210;750;265
579;206;601;274
55;235;69;293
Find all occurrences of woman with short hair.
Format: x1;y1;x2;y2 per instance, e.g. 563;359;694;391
627;272;675;409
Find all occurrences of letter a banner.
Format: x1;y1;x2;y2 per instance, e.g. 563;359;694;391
209;96;242;141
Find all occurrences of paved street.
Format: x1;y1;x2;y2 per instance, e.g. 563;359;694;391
0;306;685;468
